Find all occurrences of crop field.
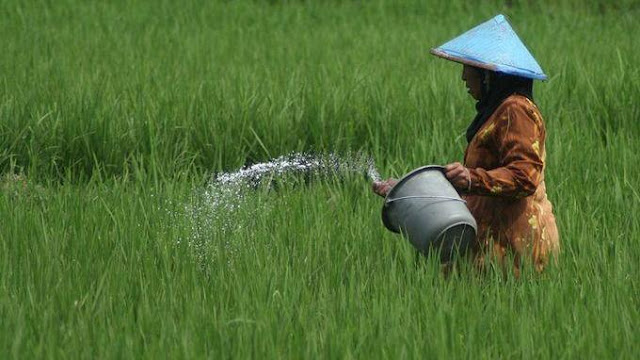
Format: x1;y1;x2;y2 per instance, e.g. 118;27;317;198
1;0;639;358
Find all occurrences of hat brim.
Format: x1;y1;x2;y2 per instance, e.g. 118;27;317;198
430;48;498;72
430;48;547;80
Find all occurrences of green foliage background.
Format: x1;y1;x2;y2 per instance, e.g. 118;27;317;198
1;0;638;358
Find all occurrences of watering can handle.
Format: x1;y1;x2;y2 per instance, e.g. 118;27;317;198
385;195;467;204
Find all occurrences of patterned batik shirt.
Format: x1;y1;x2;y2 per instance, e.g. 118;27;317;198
462;94;560;272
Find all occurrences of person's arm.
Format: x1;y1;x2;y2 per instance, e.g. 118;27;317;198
448;100;546;198
372;178;398;198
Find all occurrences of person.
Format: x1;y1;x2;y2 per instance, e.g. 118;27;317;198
373;15;559;275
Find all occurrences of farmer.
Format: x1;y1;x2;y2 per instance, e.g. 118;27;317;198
373;15;559;275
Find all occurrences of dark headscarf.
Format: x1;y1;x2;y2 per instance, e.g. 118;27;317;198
466;70;534;143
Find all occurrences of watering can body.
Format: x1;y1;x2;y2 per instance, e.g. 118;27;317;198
382;166;477;262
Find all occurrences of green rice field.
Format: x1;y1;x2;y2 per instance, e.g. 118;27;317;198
1;0;639;358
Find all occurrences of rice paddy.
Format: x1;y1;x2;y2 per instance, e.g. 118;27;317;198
1;0;639;358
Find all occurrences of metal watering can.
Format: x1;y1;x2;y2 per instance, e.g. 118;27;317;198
382;166;477;262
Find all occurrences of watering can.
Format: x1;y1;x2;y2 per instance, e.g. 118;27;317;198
382;165;477;262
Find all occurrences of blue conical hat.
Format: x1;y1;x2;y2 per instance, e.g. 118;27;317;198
431;14;547;80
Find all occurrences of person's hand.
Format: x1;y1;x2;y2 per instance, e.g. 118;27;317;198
372;178;398;198
445;162;471;191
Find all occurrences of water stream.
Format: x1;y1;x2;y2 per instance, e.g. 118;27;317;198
177;152;381;263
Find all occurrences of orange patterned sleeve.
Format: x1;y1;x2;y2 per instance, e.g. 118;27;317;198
467;100;545;198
